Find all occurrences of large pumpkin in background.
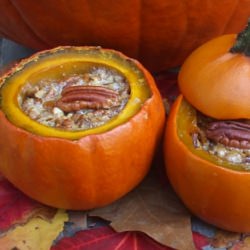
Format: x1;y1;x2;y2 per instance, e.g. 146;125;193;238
0;0;250;72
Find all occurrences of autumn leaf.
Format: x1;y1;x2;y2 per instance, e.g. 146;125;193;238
0;176;57;234
229;235;250;250
210;230;241;248
192;232;210;250
89;167;195;250
0;209;68;250
154;71;179;104
54;210;88;243
52;226;174;250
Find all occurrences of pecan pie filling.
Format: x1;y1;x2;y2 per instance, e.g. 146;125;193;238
192;112;250;166
19;66;130;130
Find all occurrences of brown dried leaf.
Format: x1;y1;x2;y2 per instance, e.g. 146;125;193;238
211;230;241;248
68;210;88;230
229;235;250;249
90;167;195;250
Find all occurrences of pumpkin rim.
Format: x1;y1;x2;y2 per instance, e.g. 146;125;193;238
0;46;154;140
166;95;250;173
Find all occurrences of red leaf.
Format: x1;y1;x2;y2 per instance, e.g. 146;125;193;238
154;71;179;102
0;177;50;233
52;226;175;250
192;232;209;250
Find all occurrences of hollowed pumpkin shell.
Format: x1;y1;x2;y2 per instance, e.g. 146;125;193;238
164;96;250;232
0;46;165;210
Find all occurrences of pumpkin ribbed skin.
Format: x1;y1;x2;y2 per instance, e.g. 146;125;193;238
0;0;250;71
164;96;250;232
0;47;165;210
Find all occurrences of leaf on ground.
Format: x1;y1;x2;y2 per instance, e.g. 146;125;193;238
67;210;88;232
191;217;216;238
154;71;179;104
192;232;210;250
52;226;174;250
0;209;68;250
154;71;179;115
0;177;57;234
210;230;241;249
89;167;195;250
230;235;250;250
54;210;88;243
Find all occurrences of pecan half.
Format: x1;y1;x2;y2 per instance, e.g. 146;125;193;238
205;121;250;149
55;85;119;112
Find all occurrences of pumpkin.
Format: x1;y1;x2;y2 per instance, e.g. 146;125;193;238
0;46;165;210
0;0;250;72
164;21;250;232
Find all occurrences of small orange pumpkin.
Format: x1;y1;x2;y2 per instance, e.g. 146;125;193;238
0;46;165;210
0;0;250;72
164;21;250;232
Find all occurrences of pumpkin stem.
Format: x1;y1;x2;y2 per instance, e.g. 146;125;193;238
230;19;250;56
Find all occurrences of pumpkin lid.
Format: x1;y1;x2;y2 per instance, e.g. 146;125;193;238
178;21;250;120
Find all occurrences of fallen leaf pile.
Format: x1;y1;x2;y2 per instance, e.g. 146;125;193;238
90;166;195;250
52;226;174;250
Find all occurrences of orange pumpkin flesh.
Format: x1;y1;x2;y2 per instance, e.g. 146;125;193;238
1;0;250;72
164;22;250;232
164;96;250;232
0;46;165;210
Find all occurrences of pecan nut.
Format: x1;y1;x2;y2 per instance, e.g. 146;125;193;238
205;120;250;149
55;85;119;112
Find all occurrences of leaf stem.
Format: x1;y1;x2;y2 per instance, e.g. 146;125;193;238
230;19;250;56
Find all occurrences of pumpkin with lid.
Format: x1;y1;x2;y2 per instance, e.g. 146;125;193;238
0;46;165;210
164;21;250;232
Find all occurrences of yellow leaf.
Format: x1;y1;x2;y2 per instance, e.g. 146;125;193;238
0;209;68;250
